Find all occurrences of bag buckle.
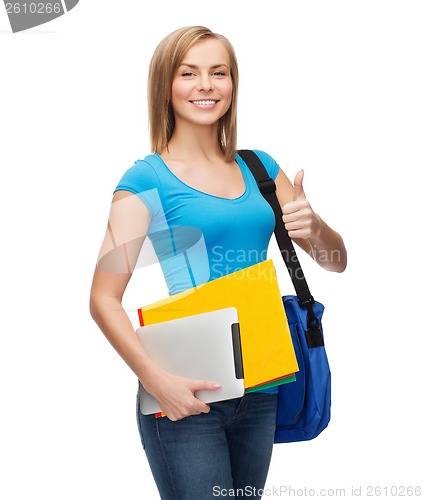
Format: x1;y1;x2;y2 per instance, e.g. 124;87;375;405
298;297;315;308
258;179;276;195
298;297;317;325
298;296;324;348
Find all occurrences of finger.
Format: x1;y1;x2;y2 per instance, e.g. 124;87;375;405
287;228;312;239
284;219;312;233
190;380;222;392
284;220;306;231
282;199;310;217
200;403;211;414
187;397;211;416
293;170;306;201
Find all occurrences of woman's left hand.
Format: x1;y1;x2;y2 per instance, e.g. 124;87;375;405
281;170;321;240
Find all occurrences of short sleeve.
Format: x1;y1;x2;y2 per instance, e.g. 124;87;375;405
252;150;281;180
113;160;162;218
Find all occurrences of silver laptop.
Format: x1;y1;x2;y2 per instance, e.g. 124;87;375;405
135;307;244;415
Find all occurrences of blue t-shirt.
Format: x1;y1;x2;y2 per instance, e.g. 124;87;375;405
114;149;282;393
114;150;280;294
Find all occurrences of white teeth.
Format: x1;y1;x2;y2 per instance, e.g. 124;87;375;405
192;100;217;105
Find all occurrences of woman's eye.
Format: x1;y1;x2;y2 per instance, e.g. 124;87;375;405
213;71;226;77
182;72;194;77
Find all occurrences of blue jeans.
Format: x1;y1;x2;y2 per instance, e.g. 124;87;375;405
136;390;278;499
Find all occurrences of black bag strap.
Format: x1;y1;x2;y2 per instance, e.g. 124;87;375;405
237;149;324;347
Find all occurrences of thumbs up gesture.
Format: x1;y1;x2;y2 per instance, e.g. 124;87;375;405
282;170;320;240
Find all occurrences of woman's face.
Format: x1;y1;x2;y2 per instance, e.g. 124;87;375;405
171;39;233;128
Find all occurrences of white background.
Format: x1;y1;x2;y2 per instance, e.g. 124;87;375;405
1;1;422;498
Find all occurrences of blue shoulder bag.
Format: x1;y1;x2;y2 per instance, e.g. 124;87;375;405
238;150;331;443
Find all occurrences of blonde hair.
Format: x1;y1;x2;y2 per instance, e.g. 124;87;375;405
148;26;239;161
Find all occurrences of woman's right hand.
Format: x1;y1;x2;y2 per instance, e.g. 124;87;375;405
143;370;222;421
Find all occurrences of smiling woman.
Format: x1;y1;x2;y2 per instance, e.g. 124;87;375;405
89;25;347;500
170;40;233;130
147;27;239;161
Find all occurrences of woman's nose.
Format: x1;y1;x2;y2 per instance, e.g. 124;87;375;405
197;75;213;92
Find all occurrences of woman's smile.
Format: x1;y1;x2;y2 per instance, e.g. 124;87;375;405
190;99;220;109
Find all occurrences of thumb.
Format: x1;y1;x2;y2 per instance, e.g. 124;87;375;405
293;169;306;200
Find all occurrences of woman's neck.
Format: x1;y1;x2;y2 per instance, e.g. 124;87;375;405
163;122;225;163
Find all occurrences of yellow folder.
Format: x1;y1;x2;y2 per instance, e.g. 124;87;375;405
138;259;299;389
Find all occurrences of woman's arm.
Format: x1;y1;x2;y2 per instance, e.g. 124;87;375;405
274;168;347;272
89;190;220;421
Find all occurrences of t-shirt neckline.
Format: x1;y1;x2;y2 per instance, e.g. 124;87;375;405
154;153;249;201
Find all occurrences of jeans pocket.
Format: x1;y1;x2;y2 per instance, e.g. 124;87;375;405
135;390;146;450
